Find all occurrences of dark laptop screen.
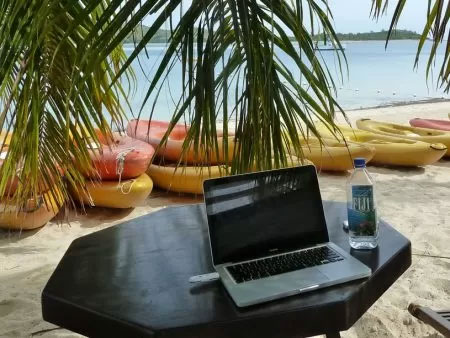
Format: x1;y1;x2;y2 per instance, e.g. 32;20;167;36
204;165;329;265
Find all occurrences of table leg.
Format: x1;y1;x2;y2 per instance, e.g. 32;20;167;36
325;332;341;338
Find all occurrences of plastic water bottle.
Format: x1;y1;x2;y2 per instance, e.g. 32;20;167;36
347;158;378;249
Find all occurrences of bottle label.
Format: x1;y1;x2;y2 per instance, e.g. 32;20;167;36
348;185;377;236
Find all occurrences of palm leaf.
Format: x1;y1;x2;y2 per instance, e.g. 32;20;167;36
0;0;133;213
87;0;347;173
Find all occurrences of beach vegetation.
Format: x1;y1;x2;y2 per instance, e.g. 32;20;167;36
0;0;449;211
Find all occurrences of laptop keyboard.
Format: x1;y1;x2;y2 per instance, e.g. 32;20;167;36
226;246;343;284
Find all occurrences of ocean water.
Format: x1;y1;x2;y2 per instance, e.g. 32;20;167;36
122;40;449;121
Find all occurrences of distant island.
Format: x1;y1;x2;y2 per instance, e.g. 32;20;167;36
313;29;421;41
123;27;421;44
123;26;171;44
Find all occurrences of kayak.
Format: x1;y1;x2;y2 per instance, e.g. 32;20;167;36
410;118;450;131
292;138;376;171
0;130;11;147
147;164;227;194
85;131;155;180
126;120;235;164
71;173;153;208
148;157;312;194
0;131;64;195
317;124;447;166
0;188;62;230
356;118;450;157
0;168;64;196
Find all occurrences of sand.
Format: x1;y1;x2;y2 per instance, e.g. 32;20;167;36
1;101;449;337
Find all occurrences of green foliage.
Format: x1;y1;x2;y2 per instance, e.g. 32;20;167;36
312;29;421;41
97;0;347;173
1;0;448;218
0;0;132;210
125;27;422;45
124;27;171;44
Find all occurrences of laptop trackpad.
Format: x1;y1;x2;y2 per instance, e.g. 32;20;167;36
292;268;329;290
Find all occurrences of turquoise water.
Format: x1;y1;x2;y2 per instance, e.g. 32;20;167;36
123;40;449;121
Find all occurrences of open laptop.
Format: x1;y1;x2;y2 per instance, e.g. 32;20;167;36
203;165;371;307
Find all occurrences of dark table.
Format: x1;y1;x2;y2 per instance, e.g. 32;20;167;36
42;202;411;338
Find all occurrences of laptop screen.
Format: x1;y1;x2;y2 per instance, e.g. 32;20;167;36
204;165;329;266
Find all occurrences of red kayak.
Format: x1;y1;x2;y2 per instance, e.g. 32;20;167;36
126;120;235;164
410;118;450;131
85;131;155;180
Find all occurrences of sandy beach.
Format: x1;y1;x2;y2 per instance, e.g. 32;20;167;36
1;101;449;337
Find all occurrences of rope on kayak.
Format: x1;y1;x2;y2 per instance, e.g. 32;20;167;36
22;195;44;213
116;147;135;185
119;178;135;195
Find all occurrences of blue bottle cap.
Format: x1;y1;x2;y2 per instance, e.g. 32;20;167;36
354;158;366;168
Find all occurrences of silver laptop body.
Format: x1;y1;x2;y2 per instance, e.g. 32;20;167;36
203;165;371;307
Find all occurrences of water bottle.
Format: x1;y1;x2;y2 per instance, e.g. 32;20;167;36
347;158;378;249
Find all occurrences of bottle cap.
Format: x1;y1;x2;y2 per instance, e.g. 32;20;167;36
354;158;366;168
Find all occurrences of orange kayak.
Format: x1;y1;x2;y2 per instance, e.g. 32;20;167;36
85;131;155;180
410;118;450;131
0;131;64;195
0;166;64;196
126;120;235;164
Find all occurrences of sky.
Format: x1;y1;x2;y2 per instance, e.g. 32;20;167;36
328;0;429;33
143;1;432;34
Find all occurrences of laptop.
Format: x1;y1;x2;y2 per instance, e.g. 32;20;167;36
203;165;371;307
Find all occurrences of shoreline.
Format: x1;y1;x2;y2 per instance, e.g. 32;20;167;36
347;97;450;112
122;39;423;46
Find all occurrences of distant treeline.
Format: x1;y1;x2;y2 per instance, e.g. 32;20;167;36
123;26;171;44
123;27;421;44
312;29;421;41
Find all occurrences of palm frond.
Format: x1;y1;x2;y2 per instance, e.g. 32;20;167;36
87;0;347;173
0;0;133;210
0;0;350;213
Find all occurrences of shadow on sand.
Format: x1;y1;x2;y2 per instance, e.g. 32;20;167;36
61;189;202;229
367;165;426;177
0;225;46;242
430;157;450;168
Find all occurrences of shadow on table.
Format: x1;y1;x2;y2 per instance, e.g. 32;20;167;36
351;247;380;268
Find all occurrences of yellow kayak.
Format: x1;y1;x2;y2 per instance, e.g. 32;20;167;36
317;124;447;166
356;118;450;157
0;188;62;230
72;173;153;208
0;131;11;147
148;157;313;194
291;138;375;171
148;165;228;194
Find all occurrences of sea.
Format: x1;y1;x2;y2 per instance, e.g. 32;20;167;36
122;40;449;121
